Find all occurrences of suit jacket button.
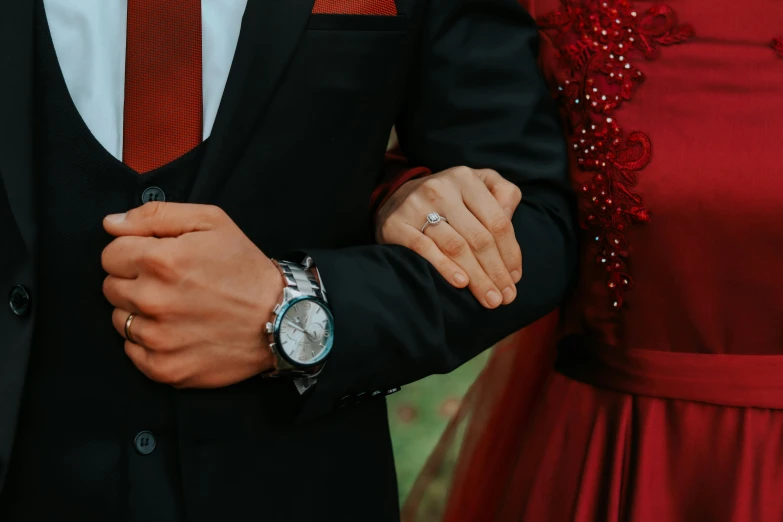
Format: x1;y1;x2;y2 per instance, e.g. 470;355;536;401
133;431;157;455
141;186;166;204
8;285;31;317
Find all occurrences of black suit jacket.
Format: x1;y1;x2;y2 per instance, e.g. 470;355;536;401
0;0;575;520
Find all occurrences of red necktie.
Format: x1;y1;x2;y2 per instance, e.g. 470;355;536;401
123;0;203;174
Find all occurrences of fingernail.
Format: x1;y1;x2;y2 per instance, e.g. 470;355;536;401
502;286;516;303
486;290;502;308
511;270;522;283
453;273;468;286
105;213;127;224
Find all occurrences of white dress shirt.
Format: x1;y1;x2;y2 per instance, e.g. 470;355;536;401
43;0;248;161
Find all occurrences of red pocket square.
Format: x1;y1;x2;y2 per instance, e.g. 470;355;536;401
312;0;397;15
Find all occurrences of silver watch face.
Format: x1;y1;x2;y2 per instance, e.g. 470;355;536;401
276;297;334;367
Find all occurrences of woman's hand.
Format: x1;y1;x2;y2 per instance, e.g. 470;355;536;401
376;166;523;309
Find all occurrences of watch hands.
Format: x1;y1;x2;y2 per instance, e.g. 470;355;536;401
284;319;307;333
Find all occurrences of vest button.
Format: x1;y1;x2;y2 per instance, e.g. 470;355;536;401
8;285;31;317
141;186;166;204
133;431;157;455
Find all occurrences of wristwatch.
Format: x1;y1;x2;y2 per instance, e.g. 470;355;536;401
264;256;334;381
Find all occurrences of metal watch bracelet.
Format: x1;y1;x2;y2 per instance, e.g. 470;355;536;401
276;257;326;301
268;257;328;393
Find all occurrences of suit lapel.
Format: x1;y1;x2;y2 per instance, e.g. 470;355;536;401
0;0;317;232
189;0;316;202
0;1;37;253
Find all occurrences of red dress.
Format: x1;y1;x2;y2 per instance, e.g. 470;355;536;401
404;1;783;520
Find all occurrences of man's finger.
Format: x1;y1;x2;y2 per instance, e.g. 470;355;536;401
104;202;225;238
104;273;174;318
124;340;164;382
101;235;156;278
103;276;143;314
112;307;153;345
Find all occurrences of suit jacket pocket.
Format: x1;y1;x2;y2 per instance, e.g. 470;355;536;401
306;14;407;32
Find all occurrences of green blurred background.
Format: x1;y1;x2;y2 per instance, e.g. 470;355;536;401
383;130;490;513
387;352;489;508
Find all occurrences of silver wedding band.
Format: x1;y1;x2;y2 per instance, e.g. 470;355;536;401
125;313;137;344
421;212;448;233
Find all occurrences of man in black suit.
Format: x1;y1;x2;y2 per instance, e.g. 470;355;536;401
0;0;575;520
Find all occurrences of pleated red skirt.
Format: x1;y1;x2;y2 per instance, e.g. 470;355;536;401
494;339;783;522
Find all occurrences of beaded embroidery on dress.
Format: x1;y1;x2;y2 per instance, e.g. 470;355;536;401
538;0;693;310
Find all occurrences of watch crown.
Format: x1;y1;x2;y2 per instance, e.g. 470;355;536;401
265;322;274;334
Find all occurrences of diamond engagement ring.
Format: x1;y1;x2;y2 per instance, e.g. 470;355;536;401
421;212;448;233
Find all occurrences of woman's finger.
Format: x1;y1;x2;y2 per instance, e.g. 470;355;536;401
462;170;523;283
381;220;469;289
425;221;505;309
435;198;517;305
474;169;523;218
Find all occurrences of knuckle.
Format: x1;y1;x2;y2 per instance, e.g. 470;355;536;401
409;234;430;255
101;237;126;270
140;246;179;280
487;214;513;236
498;186;522;209
420;178;445;204
451;166;475;181
379;218;398;244
144;358;170;384
137;325;167;352
139;247;168;271
137;200;166;218
149;357;182;385
441;235;468;258
102;275;113;297
513;245;524;264
202;204;226;222
488;265;511;283
467;230;495;253
111;307;124;330
434;260;455;278
100;245;111;270
508;185;523;203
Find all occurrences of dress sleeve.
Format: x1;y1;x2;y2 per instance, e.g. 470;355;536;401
368;138;432;217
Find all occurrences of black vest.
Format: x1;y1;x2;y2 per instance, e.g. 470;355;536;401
0;4;208;520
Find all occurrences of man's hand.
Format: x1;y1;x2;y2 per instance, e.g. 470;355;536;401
101;202;283;388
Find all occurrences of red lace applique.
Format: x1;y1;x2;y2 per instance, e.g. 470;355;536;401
538;1;693;310
772;38;783;58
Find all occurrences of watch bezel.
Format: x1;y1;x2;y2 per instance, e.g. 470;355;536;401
272;295;334;368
